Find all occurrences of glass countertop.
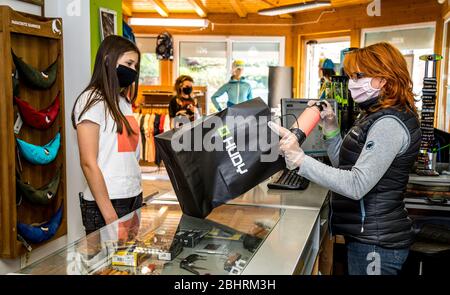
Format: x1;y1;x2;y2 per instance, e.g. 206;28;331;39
18;196;283;275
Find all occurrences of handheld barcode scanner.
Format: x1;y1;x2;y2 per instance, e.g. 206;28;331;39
289;101;327;145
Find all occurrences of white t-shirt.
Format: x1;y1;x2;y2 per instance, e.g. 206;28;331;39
74;90;142;201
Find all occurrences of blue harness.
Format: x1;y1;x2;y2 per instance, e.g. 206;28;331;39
17;204;63;244
17;132;61;165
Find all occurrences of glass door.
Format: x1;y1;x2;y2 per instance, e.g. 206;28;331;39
303;37;350;99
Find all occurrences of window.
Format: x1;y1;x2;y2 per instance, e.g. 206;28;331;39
304;38;350;98
176;36;285;114
362;23;436;109
136;37;160;85
178;41;228;114
232;42;281;102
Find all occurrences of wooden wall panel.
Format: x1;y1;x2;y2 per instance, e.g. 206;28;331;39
434;7;444;131
132;12;294;90
444;1;450;19
292;0;443;104
125;0;371;15
131;1;446;127
293;0;441;35
438;19;449;131
0;8;16;258
436;2;450;131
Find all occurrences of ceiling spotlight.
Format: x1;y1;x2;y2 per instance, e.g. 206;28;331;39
258;0;332;16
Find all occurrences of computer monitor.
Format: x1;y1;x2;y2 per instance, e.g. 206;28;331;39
281;98;338;157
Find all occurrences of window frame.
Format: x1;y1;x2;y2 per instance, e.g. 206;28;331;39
174;35;286;78
439;17;450;132
135;34;161;86
361;21;437;111
302;35;351;98
360;21;437;46
173;35;286;112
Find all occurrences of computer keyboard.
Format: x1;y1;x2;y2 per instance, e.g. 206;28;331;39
267;169;310;190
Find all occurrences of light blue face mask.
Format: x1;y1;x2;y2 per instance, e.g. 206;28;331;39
17;132;61;165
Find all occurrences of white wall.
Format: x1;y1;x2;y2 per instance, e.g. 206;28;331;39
45;0;90;243
0;0;41;15
0;0;91;274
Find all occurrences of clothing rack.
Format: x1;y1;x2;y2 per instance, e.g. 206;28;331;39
139;85;207;114
134;104;170;167
141;103;170;108
137;103;169;115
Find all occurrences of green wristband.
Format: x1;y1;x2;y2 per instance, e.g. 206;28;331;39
324;128;340;140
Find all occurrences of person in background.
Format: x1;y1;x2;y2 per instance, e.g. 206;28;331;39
72;35;142;235
270;42;421;275
169;75;200;128
211;59;253;111
318;58;336;99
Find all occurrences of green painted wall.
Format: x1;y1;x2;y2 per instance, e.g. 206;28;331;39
90;0;123;69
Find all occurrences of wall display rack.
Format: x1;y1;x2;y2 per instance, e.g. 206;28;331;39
0;6;67;259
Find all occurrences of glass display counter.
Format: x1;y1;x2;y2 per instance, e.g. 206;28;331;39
18;198;283;275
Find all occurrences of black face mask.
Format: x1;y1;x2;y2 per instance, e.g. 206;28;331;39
182;87;193;96
116;65;137;88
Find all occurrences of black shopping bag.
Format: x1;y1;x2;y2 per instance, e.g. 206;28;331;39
155;98;285;218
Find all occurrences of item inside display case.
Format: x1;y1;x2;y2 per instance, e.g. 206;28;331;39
17;198;282;275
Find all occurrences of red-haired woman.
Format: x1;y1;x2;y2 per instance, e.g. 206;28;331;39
269;42;421;275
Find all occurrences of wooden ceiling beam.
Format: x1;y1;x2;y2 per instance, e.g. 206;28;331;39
230;0;248;18
279;14;293;19
187;0;208;18
148;0;170;18
122;2;133;17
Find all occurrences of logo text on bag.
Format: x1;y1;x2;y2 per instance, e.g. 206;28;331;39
218;126;248;175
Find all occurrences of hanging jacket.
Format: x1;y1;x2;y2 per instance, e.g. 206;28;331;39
211;77;253;111
331;98;421;249
139;114;146;161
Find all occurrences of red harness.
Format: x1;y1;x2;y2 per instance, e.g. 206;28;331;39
14;95;60;130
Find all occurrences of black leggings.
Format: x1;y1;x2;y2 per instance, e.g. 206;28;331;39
79;193;143;235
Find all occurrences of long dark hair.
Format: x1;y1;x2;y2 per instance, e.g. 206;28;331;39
174;75;194;97
71;35;141;135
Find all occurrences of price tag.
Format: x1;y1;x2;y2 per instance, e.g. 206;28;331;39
14;112;23;135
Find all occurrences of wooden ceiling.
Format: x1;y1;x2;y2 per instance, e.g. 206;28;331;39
123;0;372;18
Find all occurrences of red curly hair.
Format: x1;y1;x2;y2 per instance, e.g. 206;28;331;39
343;42;417;115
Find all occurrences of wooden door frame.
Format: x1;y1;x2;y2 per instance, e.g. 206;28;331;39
439;18;450;132
296;31;352;98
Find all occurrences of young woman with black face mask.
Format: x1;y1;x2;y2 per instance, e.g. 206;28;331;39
169;75;200;128
71;35;142;235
